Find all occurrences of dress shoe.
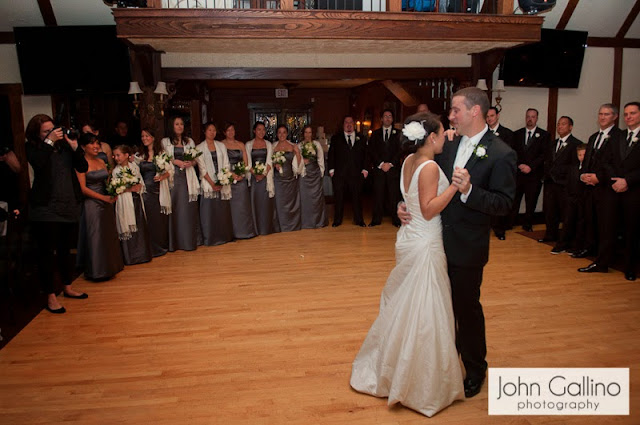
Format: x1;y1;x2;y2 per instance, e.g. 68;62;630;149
63;292;88;299
463;378;484;398
496;234;506;240
522;225;533;232
625;271;636;281
356;222;366;227
571;248;590;258
394;223;401;228
550;246;565;254
332;222;341;227
367;222;380;227
45;305;66;314
538;237;555;243
578;263;608;273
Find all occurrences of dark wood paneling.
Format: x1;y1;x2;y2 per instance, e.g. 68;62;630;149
0;32;15;44
613;47;623;124
113;9;543;42
587;37;640;48
36;0;57;27
0;84;27;209
162;67;473;82
617;0;640;38
556;0;579;31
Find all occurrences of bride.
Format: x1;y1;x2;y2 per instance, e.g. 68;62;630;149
350;112;464;417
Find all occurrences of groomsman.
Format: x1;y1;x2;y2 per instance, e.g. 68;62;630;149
510;108;549;232
486;106;514;239
579;102;640;280
328;116;368;227
573;103;622;259
540;116;581;242
367;109;402;227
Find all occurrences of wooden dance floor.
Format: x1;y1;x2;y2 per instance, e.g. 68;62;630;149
1;223;638;424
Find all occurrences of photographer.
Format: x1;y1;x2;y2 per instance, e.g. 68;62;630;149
25;114;89;314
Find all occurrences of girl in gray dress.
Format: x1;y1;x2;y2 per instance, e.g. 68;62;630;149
76;133;124;280
222;123;256;239
138;128;171;257
197;122;234;246
246;121;280;235
162;116;201;251
298;125;328;229
272;125;302;232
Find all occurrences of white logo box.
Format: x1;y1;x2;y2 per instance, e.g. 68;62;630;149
488;368;629;415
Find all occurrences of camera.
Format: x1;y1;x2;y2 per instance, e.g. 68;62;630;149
0;145;10;156
63;127;79;140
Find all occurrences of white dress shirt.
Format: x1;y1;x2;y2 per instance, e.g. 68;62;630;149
453;125;489;202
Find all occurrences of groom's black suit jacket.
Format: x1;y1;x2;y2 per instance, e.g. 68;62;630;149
436;131;517;268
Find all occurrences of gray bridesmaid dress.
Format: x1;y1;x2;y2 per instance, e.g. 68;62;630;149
140;161;169;257
120;191;152;265
299;157;328;229
250;148;280;235
168;146;201;251
80;169;124;280
200;151;234;245
97;151;109;166
228;148;256;239
273;151;301;232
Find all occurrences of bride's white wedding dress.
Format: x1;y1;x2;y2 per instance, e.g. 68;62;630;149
350;158;464;417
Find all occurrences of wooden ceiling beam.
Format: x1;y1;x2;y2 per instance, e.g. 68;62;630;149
617;0;640;38
382;80;419;107
37;0;57;27
556;0;579;31
588;37;640;48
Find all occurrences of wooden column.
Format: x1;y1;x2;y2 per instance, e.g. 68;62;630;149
388;0;402;12
613;47;623;126
129;46;164;139
497;0;513;15
280;0;294;9
0;84;28;209
547;87;558;138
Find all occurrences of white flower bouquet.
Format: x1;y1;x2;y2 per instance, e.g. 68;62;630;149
107;167;140;196
271;151;286;174
252;161;266;176
301;142;317;160
153;152;173;175
216;167;234;186
182;146;202;161
232;160;247;176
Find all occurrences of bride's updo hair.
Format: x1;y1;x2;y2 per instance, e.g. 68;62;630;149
400;112;442;155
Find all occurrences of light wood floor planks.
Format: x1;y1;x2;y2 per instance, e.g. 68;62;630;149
0;224;638;424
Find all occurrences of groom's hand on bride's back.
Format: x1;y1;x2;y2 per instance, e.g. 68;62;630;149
397;201;411;224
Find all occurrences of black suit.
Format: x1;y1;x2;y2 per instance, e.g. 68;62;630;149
328;132;367;225
556;161;586;250
598;129;640;272
542;134;581;240
581;127;623;253
367;127;402;225
489;124;515;236
436;130;517;382
510;127;549;228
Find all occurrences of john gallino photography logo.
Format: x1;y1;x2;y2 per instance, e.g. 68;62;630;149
489;368;629;415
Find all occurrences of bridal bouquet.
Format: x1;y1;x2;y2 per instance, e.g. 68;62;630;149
301;142;317;160
182;146;202;161
216;167;234;186
107;167;140;196
252;161;266;176
153;152;173;175
271;151;286;174
232;161;247;176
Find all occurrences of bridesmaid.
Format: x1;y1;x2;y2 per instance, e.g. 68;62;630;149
81;120;114;170
112;145;152;265
246;121;280;235
138;128;171;257
272;124;302;232
298;125;328;229
197;122;234;246
162;116;201;251
222;122;256;239
76;133;124;280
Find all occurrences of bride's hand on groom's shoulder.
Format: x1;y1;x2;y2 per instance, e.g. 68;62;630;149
444;129;458;141
397;201;411;224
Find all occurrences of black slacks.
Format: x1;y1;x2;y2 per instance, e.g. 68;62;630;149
370;169;400;225
31;221;76;295
332;175;364;225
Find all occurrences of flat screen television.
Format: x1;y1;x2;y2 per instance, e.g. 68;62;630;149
14;26;131;95
502;28;588;89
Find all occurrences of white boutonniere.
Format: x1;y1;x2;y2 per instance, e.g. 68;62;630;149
392;129;396;135
632;136;639;144
604;135;610;140
561;141;568;149
494;132;500;136
474;144;488;159
535;133;540;138
356;136;360;141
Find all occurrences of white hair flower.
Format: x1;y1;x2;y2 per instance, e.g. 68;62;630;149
402;121;426;143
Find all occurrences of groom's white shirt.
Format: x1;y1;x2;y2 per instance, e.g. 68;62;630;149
452;124;489;203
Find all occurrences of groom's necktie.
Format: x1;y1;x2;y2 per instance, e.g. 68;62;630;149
384;129;389;143
525;130;532;146
347;134;352;148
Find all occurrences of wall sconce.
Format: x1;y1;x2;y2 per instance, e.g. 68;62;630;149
476;79;489;91
128;81;172;119
493;79;506;112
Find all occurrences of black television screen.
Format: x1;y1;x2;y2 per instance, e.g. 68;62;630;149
14;26;131;95
502;28;588;89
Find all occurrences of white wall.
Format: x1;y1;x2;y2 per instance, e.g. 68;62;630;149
621;48;640;110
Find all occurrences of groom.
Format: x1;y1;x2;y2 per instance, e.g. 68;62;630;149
399;87;517;397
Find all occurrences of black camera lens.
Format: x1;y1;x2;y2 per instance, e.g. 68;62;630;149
65;128;79;140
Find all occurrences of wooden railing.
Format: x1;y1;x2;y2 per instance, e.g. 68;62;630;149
149;0;514;13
